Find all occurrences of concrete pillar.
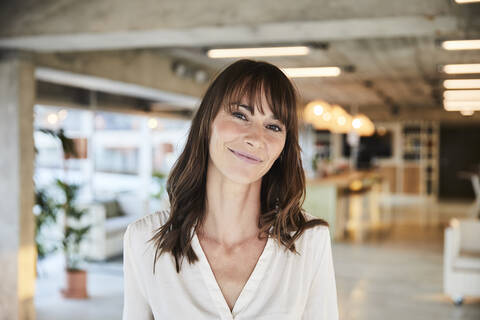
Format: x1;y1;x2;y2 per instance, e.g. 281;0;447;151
0;54;37;320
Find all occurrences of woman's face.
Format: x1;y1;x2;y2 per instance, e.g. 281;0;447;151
208;94;287;184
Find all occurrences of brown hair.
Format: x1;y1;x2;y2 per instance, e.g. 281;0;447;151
148;59;327;273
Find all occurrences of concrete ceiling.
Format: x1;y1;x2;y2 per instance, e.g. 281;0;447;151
1;0;480;120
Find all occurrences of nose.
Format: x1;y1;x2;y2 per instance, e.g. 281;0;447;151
244;123;264;148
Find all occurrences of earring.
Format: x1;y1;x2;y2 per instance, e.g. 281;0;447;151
275;197;280;214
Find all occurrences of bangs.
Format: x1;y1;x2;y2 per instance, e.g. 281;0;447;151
220;66;296;129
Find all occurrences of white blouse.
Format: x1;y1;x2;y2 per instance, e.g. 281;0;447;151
122;210;338;320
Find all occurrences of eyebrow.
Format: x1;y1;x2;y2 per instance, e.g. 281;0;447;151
238;104;281;122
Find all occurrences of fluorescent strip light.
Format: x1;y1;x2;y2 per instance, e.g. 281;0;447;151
454;0;480;3
441;39;480;50
207;46;310;58
442;64;480;74
281;67;341;78
443;79;480;89
444;100;480;111
444;90;480;100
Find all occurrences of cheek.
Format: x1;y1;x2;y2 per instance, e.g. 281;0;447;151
266;134;286;158
210;117;243;154
215;118;243;142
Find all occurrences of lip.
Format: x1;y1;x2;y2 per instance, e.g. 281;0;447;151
228;148;262;163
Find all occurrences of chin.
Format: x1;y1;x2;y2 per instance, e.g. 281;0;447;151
223;165;265;185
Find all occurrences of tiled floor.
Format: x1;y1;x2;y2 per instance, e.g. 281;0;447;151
34;200;480;319
35;254;124;320
335;225;480;320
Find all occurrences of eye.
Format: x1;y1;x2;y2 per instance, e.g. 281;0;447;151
232;111;247;121
267;124;282;132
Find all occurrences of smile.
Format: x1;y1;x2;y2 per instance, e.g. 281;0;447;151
227;148;262;164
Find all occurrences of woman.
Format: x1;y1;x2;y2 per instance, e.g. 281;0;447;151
123;59;338;319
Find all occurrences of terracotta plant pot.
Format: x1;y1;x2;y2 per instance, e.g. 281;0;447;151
61;269;89;299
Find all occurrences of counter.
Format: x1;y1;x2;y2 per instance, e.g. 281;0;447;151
304;170;391;241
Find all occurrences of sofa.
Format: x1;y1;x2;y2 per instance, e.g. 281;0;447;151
443;218;480;305
80;192;150;261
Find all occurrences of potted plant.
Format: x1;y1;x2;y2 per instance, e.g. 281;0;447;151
56;179;91;299
34;187;59;276
37;127;91;298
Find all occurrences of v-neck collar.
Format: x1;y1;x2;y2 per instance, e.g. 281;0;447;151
191;230;273;319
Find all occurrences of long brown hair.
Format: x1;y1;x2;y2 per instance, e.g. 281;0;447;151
148;59;327;273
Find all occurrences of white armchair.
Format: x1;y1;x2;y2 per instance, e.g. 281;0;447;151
81;192;150;261
443;218;480;305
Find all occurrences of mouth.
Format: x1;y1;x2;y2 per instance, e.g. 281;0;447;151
227;147;262;163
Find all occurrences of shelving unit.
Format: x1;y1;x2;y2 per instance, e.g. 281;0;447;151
314;129;332;160
423;123;440;197
400;121;439;197
307;121;440;200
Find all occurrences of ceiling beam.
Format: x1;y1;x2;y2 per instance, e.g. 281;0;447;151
33;49;209;100
36;67;199;108
0;15;457;52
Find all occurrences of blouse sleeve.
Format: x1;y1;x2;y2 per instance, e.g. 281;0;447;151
303;227;339;320
122;224;154;320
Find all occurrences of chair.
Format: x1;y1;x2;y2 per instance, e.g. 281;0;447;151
80;192;149;261
443;218;480;305
469;174;480;218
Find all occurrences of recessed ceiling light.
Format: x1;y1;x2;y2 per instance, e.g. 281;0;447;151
442;64;480;74
281;67;341;78
206;46;310;58
443;100;480;111
443;79;480;89
444;90;480;101
441;39;480;50
454;0;480;3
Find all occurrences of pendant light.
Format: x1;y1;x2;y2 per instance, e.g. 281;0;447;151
352;114;375;136
330;104;352;133
303;100;332;130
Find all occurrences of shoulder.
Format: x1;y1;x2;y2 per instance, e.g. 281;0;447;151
125;209;171;245
299;212;332;257
303;211;320;222
128;208;170;231
302;212;330;238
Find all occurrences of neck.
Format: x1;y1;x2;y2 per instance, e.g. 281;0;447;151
199;159;263;247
